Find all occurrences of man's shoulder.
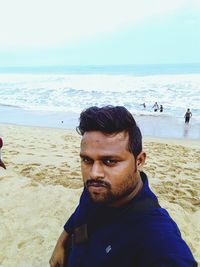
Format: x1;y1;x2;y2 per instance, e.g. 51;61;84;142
123;208;195;262
123;206;181;244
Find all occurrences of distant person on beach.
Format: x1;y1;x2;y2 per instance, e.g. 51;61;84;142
0;137;6;169
152;102;159;112
50;106;197;267
184;108;192;124
141;102;146;109
160;105;163;112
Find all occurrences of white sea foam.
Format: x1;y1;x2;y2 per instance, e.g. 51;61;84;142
0;73;200;123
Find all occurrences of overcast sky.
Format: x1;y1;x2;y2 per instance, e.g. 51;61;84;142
0;0;200;66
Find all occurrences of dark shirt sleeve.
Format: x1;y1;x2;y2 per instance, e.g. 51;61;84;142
140;249;197;267
137;214;197;267
63;205;79;234
64;187;94;233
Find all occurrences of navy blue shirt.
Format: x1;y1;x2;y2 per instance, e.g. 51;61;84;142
64;172;197;267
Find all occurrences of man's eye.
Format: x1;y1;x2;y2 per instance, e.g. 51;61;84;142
81;157;92;164
103;159;118;166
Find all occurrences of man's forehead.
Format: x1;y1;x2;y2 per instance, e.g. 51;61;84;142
80;131;131;158
81;131;128;142
80;131;129;151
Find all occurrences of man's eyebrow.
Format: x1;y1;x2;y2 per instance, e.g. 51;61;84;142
100;155;121;159
80;153;121;159
79;153;88;157
80;153;93;158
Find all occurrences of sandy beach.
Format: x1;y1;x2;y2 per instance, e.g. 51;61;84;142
0;123;199;266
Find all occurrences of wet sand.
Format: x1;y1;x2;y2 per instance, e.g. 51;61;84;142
1;104;200;139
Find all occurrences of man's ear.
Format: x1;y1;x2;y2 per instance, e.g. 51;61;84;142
136;151;146;171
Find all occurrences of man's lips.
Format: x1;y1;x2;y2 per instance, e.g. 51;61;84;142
86;180;110;188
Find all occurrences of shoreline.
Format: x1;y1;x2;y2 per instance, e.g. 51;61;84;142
1;105;200;140
1;122;200;148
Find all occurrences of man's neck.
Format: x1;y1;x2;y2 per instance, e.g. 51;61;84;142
109;174;143;208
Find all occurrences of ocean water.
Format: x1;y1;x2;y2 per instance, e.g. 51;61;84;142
0;64;200;139
1;64;200;121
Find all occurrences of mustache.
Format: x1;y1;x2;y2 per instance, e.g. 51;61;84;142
85;179;110;188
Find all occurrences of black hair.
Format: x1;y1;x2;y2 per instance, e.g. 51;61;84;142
76;106;142;158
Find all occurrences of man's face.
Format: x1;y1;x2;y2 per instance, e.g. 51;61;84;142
80;131;145;207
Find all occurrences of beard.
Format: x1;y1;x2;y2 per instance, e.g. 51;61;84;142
85;174;138;206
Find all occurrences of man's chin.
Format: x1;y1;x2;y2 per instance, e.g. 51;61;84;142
89;192;110;204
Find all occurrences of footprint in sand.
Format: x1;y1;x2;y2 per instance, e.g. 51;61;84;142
9;151;19;155
71;171;81;176
20;163;41;175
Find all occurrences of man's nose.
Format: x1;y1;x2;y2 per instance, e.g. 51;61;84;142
90;161;104;179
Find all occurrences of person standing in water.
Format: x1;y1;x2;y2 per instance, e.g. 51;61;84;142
184;108;192;124
152;102;159;112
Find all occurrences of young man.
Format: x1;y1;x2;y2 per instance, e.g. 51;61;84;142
50;106;197;267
